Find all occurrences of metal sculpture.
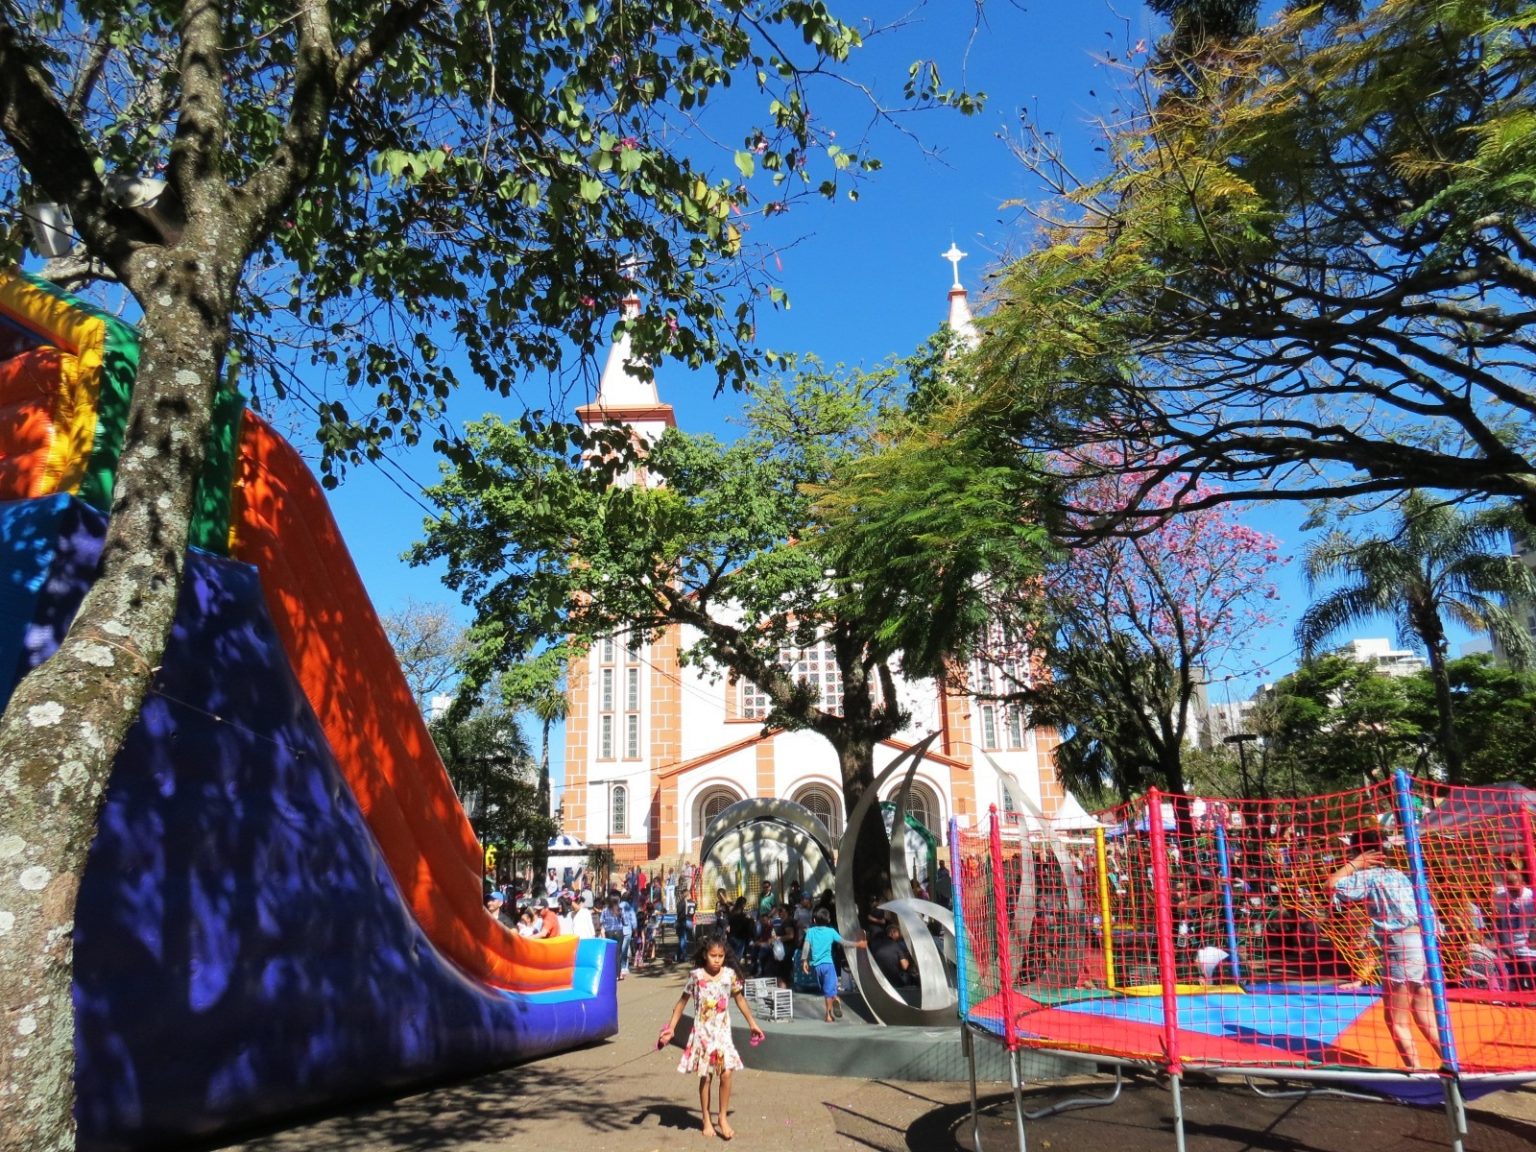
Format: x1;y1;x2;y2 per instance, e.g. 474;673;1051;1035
697;795;838;908
834;732;960;1026
989;753;1087;989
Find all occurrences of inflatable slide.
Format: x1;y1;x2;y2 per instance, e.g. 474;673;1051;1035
0;268;617;1151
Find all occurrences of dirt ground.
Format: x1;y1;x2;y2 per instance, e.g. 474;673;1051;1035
205;960;1536;1152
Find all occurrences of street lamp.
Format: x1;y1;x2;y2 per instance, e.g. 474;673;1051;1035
1223;733;1259;799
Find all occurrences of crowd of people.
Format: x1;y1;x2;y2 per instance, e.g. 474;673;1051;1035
484;863;692;979
484;857;956;1011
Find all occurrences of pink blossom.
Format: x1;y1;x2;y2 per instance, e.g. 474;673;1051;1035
1043;444;1286;668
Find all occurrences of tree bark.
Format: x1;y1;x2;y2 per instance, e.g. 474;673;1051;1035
1414;605;1463;784
0;251;229;1152
532;716;552;882
835;734;890;916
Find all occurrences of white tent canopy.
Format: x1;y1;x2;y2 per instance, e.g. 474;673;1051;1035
1051;792;1104;831
1021;791;1104;832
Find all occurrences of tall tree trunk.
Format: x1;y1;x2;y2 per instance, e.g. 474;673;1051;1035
0;263;226;1152
532;716;552;882
835;735;889;918
1415;609;1463;784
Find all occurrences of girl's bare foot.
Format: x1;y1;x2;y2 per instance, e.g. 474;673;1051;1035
718;1118;735;1140
701;1119;716;1138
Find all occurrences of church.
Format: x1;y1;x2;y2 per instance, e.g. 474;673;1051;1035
559;250;1072;874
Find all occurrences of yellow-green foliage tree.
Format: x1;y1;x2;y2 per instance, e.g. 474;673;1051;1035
966;0;1536;532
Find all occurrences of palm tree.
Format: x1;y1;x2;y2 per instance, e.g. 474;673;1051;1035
1297;494;1536;783
499;648;568;880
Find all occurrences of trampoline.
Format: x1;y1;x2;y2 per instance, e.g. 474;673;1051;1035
949;772;1536;1152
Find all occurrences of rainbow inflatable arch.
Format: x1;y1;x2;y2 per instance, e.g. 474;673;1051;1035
0;268;617;1152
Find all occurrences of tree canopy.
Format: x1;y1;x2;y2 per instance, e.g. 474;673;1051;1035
0;3;971;1145
413;346;1050;897
1;0;933;472
1254;654;1424;793
1253;652;1536;792
1297;492;1536;781
982;455;1281;800
961;0;1536;531
428;704;552;861
1402;654;1536;787
381;598;469;709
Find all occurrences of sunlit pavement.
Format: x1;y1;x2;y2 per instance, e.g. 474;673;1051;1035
209;957;1536;1152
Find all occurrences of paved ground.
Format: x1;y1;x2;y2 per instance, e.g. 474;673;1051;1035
206;958;1536;1152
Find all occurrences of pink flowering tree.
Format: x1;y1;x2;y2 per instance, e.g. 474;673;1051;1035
986;449;1284;801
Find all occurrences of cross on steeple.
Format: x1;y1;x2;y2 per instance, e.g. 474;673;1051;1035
942;242;967;289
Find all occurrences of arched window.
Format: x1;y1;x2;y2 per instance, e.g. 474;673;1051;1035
889;781;940;833
791;783;844;840
609;784;627;837
999;782;1020;827
694;786;742;839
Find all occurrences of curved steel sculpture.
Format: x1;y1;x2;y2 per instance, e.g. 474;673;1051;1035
697;795;838;913
989;753;1087;989
699;796;839;865
834;732;960;1026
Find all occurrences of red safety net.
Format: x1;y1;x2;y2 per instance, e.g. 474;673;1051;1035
952;777;1536;1081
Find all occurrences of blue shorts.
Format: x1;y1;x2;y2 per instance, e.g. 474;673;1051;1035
815;962;838;998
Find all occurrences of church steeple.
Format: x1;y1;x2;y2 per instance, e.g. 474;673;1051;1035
941;242;980;350
575;285;677;433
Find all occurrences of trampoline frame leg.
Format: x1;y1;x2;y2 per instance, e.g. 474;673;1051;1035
1023;1064;1123;1120
1241;1076;1381;1103
963;1026;984;1152
1008;1047;1029;1152
1168;1072;1187;1152
1440;1077;1467;1152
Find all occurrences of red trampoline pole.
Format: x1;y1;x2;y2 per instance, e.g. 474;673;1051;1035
1146;789;1182;1075
1522;808;1536;894
1147;789;1188;1152
990;806;1018;1053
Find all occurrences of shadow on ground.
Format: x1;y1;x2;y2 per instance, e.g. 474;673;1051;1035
903;1079;1536;1152
190;1058;692;1151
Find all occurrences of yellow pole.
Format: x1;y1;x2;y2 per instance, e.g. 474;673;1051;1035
1096;824;1116;990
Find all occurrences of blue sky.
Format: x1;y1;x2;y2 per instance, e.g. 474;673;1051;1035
307;5;1475;782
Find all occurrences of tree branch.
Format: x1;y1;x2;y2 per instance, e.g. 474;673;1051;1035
0;17;147;267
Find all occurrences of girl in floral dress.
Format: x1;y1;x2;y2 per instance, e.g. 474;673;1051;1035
658;933;764;1140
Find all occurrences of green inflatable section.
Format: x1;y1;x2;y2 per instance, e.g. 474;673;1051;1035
18;271;246;554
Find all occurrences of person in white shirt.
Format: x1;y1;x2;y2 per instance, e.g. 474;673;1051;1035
569;895;596;939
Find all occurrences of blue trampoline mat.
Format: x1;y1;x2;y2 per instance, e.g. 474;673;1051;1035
1058;988;1380;1047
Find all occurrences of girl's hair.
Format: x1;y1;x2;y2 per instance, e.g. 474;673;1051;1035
1353;827;1385;855
690;931;741;972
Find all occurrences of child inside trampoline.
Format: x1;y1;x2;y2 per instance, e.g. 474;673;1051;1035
1328;827;1443;1069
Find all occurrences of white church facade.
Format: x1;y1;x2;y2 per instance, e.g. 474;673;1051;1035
560;252;1071;870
